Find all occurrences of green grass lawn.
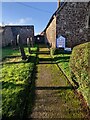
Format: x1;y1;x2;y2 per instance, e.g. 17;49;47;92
1;45;38;119
2;47;20;58
52;43;90;109
53;52;73;84
2;45;38;58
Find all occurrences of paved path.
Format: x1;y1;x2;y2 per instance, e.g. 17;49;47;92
28;45;89;119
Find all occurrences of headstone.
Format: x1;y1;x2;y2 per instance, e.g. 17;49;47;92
27;37;31;54
11;40;14;48
17;34;27;60
30;37;33;47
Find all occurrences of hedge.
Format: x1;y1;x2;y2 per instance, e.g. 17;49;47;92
69;42;90;107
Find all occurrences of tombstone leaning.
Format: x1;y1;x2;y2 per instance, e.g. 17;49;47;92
17;34;27;60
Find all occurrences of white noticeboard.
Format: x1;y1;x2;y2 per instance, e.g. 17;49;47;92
56;36;66;48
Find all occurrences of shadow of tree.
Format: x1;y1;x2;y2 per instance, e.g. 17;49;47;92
22;64;38;120
2;49;39;120
54;56;70;61
2;56;36;65
2;58;38;120
37;51;50;55
35;86;75;90
38;56;70;64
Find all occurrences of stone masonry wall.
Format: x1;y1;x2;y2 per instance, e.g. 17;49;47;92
45;16;56;48
56;2;90;48
0;27;4;48
0;25;34;47
2;27;14;47
11;26;34;45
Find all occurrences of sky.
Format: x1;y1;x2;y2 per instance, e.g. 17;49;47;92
1;2;57;35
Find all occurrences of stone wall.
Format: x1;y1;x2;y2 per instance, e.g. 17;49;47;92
0;25;34;47
56;2;90;48
45;16;56;48
11;26;34;45
2;26;14;47
0;27;4;48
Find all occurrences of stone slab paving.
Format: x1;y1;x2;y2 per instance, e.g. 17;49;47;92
28;45;89;119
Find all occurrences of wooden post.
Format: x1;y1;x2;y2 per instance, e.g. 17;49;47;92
17;34;27;60
27;37;31;54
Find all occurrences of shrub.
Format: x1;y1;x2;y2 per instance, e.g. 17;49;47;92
69;42;90;107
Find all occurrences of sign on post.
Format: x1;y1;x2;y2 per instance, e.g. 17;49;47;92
56;36;66;48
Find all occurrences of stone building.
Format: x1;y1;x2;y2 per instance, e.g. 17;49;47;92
0;25;34;47
43;2;90;48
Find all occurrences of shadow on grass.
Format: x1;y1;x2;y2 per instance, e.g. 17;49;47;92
38;51;50;55
2;56;37;65
22;48;39;119
39;57;52;62
2;81;25;89
38;56;70;64
35;86;75;90
38;44;48;48
54;56;70;61
38;62;56;64
1;55;21;62
2;55;38;120
22;63;38;120
54;50;72;55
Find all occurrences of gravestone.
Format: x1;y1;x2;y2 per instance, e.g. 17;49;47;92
30;37;33;47
17;34;27;60
11;40;14;48
27;37;31;54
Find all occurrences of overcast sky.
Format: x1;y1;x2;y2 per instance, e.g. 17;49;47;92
1;2;57;35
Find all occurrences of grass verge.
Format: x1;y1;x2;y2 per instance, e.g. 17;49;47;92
52;52;72;84
1;45;38;119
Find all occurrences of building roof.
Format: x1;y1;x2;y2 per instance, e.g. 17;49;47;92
42;2;67;33
5;25;34;27
42;1;90;34
0;25;34;28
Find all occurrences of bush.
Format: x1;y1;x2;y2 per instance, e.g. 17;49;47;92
69;42;90;107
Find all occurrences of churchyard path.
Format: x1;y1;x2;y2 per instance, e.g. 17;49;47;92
28;45;89;119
